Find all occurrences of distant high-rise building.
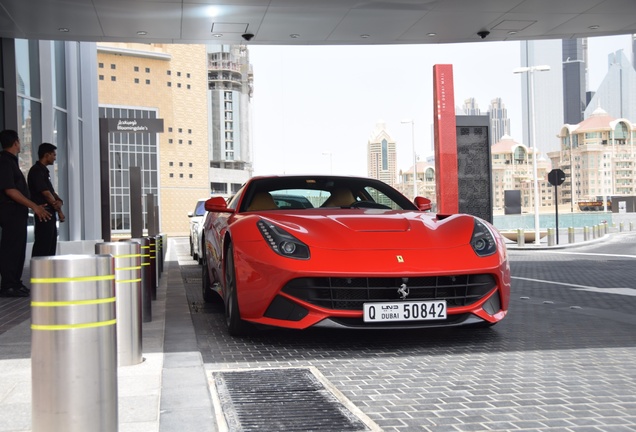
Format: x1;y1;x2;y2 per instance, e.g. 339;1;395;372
462;98;481;115
207;44;254;197
584;49;636;121
488;98;510;145
367;121;397;187
562;38;587;124
520;40;564;154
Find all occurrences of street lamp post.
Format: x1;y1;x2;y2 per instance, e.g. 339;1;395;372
513;64;550;245
401;119;417;199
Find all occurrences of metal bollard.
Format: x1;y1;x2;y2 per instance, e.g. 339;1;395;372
594;224;600;238
547;227;555;246
156;234;163;275
631;222;634;231
31;254;118;432
96;241;143;366
516;228;524;247
148;236;157;300
604;222;609;234
583;226;590;241
568;227;575;244
619;222;624;232
130;237;152;322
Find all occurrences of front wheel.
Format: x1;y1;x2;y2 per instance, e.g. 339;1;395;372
201;246;215;303
224;243;249;336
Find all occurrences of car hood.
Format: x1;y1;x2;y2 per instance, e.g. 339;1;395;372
239;210;477;250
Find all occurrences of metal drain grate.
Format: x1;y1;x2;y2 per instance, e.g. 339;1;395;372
212;368;373;432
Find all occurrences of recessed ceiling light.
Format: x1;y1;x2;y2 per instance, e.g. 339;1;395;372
427;33;436;37
588;25;599;30
508;31;518;35
290;34;300;38
58;28;69;32
360;34;370;39
137;31;147;35
212;33;223;38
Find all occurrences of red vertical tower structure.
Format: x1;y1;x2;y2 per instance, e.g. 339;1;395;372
433;64;459;214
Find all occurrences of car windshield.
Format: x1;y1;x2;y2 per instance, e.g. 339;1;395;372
239;176;418;212
194;200;206;216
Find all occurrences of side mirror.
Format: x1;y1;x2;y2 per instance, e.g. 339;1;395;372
205;196;235;213
414;196;432;212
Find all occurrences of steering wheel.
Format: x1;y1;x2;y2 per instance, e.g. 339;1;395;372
349;200;392;209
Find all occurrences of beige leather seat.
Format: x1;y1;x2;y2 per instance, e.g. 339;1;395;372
247;192;278;211
322;188;355;207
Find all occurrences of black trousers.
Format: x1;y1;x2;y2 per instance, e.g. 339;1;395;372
0;204;28;290
32;215;58;257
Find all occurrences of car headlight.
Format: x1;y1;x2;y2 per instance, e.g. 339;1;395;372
257;220;310;260
470;219;497;257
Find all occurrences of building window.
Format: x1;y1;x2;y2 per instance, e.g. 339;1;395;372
167;70;171;75
110;64;116;69
169;173;174;178
168;139;173;143
177;83;181;88
187;84;191;90
145;67;150;73
179;173;184;178
99;62;104;68
134;78;139;84
188;129;192;134
178;128;182;133
99;75;104;80
168;127;173;132
187;73;191;78
111;76;116;81
146;79;150;85
189;174;193;178
169;162;174;166
189;163;193;167
188;140;192;145
179;162;183;167
177;71;181;77
167;82;172;87
134;66;139;72
178;139;183;144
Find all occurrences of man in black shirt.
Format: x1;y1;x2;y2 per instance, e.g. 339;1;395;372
0;130;52;297
28;143;65;257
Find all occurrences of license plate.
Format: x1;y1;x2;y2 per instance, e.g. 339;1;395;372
363;301;447;322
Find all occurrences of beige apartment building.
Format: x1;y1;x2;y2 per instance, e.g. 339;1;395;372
550;107;636;208
491;135;552;213
397;162;436;203
97;43;210;236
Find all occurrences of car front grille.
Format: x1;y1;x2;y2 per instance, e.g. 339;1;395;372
282;274;496;311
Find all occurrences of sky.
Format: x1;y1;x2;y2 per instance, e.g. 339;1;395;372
248;35;633;177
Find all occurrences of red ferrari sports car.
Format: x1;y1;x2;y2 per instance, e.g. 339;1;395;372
201;175;510;336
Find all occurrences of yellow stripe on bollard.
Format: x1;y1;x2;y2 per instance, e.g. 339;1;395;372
32;319;117;331
31;274;115;284
115;266;142;271
116;278;143;284
31;297;116;307
113;253;142;259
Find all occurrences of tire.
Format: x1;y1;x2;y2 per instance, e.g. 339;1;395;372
189;236;194;256
224;243;249;336
201;246;215;303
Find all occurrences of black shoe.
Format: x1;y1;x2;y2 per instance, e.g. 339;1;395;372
0;286;30;297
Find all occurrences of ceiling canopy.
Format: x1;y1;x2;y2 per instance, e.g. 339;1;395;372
0;0;634;45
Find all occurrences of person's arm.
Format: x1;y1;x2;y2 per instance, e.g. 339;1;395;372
4;188;52;221
42;190;62;210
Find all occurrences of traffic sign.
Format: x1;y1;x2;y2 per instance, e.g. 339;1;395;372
548;169;566;186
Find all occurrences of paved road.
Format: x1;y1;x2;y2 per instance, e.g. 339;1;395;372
177;233;636;432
